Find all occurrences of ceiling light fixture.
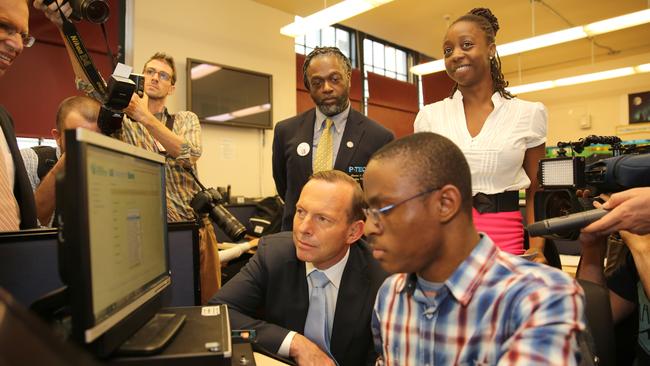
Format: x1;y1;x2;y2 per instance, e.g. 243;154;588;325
506;63;650;94
280;0;395;38
411;8;650;75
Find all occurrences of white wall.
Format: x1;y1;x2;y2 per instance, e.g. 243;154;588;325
131;0;296;197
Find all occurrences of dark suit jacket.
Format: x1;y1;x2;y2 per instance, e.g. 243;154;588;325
0;106;37;229
272;108;394;230
211;232;387;366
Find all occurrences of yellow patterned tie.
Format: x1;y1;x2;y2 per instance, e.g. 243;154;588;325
313;118;333;173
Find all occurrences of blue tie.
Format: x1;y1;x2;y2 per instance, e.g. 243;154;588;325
304;270;331;353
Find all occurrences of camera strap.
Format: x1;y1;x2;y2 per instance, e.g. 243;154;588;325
165;111;176;131
56;7;108;99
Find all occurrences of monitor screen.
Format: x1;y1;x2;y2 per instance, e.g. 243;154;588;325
187;58;273;129
61;129;170;356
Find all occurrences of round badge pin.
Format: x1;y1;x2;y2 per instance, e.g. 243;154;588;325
346;141;354;148
297;142;310;156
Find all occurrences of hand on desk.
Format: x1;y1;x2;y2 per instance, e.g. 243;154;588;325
289;334;336;366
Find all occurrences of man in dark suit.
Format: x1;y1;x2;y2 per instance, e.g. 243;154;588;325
211;170;387;366
0;0;38;230
272;46;394;230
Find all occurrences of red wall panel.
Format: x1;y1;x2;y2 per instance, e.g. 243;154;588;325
0;1;122;138
366;72;418;113
367;104;414;139
422;71;455;105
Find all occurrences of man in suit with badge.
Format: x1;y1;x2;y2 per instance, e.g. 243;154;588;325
272;47;394;231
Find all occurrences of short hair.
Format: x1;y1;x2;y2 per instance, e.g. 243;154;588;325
307;170;366;222
370;132;473;212
144;52;177;85
302;47;352;90
450;8;513;100
55;96;100;131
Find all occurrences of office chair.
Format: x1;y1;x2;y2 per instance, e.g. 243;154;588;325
577;279;616;366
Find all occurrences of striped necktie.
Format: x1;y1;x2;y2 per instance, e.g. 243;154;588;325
313;118;333;173
0;150;20;231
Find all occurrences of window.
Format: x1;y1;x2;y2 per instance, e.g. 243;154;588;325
363;38;409;82
295;26;356;67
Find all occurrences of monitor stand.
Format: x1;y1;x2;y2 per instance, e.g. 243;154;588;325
116;312;186;355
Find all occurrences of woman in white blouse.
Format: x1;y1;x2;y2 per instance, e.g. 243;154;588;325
414;8;547;262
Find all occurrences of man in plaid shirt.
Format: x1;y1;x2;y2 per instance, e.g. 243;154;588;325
362;132;585;365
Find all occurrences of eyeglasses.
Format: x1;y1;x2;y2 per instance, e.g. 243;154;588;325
363;187;440;223
0;21;35;48
144;67;172;82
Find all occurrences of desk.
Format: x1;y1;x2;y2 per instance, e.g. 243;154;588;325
112;305;237;365
254;352;291;366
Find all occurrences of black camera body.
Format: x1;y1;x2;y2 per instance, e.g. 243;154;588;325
43;0;110;24
534;135;650;239
96;74;145;135
190;188;247;242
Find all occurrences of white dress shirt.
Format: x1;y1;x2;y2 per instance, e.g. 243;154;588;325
414;90;547;195
277;247;351;357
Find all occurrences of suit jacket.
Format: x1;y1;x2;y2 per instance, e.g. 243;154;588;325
272;108;394;230
211;232;387;366
0;106;37;229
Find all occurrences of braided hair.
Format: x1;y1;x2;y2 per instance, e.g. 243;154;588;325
449;8;513;99
302;47;352;90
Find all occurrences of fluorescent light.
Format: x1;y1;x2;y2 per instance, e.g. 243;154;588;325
411;9;650;76
231;103;271;118
280;0;395;38
584;9;650;35
507;81;555;94
507;64;650;94
204;103;272;123
497;27;586;57
191;64;221;80
554;67;634;86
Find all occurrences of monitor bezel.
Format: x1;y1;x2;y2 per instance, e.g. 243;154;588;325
62;128;171;356
186;57;274;129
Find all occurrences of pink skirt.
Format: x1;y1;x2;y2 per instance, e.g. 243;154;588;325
472;208;525;255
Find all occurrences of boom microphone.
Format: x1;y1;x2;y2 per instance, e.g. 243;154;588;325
527;208;608;237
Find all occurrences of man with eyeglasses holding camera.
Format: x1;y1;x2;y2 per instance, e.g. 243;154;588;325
35;0;221;302
0;0;38;231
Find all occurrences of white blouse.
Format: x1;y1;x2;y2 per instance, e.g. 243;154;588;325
414;90;547;195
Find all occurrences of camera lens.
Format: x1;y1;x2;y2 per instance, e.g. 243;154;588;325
82;0;110;24
211;205;247;242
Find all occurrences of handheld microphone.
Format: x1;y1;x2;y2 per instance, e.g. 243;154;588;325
527;208;608;237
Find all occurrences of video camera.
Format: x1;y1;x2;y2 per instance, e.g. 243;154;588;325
44;0;144;135
530;135;650;239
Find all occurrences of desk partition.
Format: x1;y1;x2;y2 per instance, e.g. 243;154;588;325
0;222;200;308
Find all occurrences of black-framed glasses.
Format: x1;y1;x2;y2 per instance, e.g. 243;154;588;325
144;67;172;82
363;187;440;223
0;21;35;48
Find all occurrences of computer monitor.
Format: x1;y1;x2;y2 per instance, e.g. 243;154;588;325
60;129;171;357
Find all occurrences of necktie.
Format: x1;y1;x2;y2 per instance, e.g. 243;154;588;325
0;150;20;231
313;118;333;173
304;270;331;353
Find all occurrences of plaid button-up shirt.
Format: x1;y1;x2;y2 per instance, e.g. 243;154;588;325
116;109;202;222
372;234;585;366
